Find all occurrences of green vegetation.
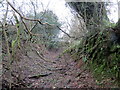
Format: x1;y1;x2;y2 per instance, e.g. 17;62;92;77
64;27;120;87
1;0;120;88
27;10;61;50
68;2;108;28
65;2;120;87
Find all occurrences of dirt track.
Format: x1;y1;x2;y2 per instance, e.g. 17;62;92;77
8;43;99;88
2;43;99;88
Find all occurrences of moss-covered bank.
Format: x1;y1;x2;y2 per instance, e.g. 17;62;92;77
65;28;120;87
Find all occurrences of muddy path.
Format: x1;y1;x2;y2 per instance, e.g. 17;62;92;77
3;43;99;88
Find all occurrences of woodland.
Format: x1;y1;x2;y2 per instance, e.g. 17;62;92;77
0;0;120;89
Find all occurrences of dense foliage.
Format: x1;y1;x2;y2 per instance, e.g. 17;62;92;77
1;0;120;88
68;2;109;28
27;10;61;50
66;2;120;86
65;26;120;87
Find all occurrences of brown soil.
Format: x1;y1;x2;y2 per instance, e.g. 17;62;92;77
2;43;99;89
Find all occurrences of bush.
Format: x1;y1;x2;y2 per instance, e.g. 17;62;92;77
46;41;60;51
66;30;120;87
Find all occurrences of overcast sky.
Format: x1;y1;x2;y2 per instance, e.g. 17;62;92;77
0;0;119;24
0;0;119;38
106;0;119;23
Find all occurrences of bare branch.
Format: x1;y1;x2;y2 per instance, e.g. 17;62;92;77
2;2;12;88
57;26;74;38
6;0;74;38
30;22;38;32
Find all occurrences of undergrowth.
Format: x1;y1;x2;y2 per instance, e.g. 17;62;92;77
64;30;120;87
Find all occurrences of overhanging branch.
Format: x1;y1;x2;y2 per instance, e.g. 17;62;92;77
6;0;75;38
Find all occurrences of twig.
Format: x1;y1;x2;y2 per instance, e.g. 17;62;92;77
28;73;52;79
30;22;38;32
33;49;56;63
75;69;86;77
6;0;75;38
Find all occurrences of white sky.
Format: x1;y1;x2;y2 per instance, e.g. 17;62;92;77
106;0;119;23
0;0;119;38
39;0;74;26
0;0;119;24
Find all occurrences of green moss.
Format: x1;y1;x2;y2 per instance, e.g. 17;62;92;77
66;30;120;87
